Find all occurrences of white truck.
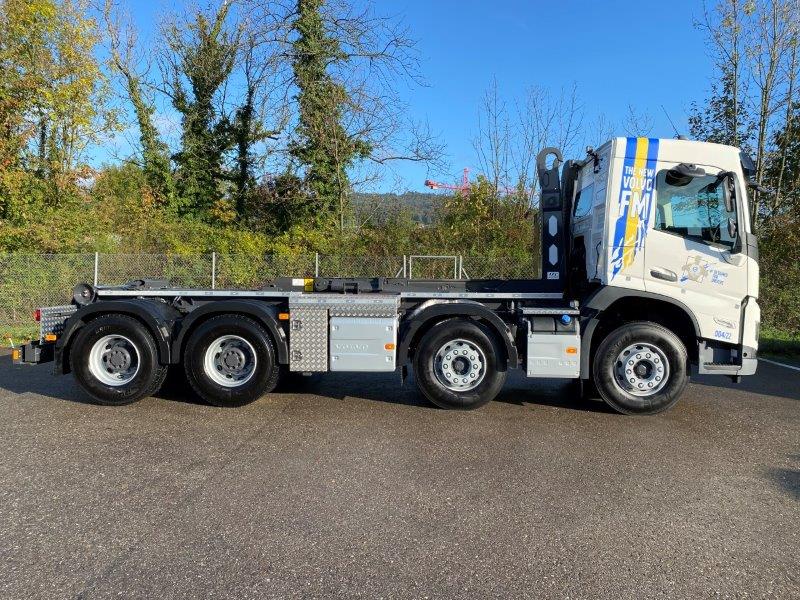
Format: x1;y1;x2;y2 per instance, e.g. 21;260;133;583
13;137;760;415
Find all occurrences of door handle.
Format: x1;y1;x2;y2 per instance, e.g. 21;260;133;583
650;267;678;282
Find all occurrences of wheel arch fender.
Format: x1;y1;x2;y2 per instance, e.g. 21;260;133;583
398;300;518;370
579;288;701;379
55;300;179;374
171;300;288;365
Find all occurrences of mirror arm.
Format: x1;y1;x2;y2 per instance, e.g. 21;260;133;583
722;173;735;213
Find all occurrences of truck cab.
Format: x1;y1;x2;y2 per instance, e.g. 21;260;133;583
571;137;759;389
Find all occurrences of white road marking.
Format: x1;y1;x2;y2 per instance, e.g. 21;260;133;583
760;358;800;372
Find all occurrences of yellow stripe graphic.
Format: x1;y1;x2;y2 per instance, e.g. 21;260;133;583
622;137;649;268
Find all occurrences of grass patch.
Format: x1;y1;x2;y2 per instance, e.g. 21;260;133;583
760;325;800;360
1;325;38;348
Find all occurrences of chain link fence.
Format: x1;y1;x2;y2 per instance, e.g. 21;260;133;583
0;253;538;329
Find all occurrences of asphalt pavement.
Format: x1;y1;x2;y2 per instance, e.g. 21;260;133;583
0;349;798;599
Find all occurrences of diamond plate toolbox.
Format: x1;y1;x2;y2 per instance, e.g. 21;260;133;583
288;306;328;371
287;295;400;371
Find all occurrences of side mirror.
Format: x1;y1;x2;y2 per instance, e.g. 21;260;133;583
727;216;738;241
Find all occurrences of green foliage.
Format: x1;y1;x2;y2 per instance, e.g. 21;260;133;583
124;72;175;204
289;0;371;227
0;0;116;220
759;214;800;336
167;2;238;220
436;177;537;258
688;69;756;153
760;325;800;359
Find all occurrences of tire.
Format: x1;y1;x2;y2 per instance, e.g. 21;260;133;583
70;314;167;406
412;319;507;410
592;321;689;415
184;315;279;408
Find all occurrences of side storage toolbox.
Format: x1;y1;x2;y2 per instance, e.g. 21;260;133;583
523;309;581;378
330;317;397;372
288;294;400;373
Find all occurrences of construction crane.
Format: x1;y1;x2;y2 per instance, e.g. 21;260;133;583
425;168;520;196
424;168;470;194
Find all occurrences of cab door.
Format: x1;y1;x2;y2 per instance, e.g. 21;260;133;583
643;163;748;343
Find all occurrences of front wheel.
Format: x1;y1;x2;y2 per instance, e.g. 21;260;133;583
413;319;507;410
593;321;689;415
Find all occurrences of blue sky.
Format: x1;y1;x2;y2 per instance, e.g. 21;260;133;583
113;0;715;192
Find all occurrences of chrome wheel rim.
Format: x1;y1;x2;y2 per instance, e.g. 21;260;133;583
89;335;141;387
433;338;486;391
203;335;257;388
613;342;670;397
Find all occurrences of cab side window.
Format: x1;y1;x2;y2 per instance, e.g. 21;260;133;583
654;169;736;248
573;183;594;218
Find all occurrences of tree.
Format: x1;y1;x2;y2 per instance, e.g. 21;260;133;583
287;0;443;231
103;0;175;204
159;1;239;219
230;21;286;221
472;81;584;205
691;0;751;148
746;0;798;226
768;6;799;214
690;0;800;229
0;0;115;219
289;0;370;228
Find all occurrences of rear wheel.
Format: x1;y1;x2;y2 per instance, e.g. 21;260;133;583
70;314;167;405
184;315;279;407
593;321;688;415
413;319;507;410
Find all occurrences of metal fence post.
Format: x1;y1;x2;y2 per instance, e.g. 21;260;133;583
403;255;407;278
93;252;99;285
211;252;217;289
315;252;319;277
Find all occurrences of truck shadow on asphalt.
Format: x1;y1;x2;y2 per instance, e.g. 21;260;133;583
5;361;795;412
207;370;615;414
768;465;800;501
4;363;613;413
691;365;800;402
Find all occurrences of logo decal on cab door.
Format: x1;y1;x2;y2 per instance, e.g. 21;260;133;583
679;255;728;286
610;137;660;279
